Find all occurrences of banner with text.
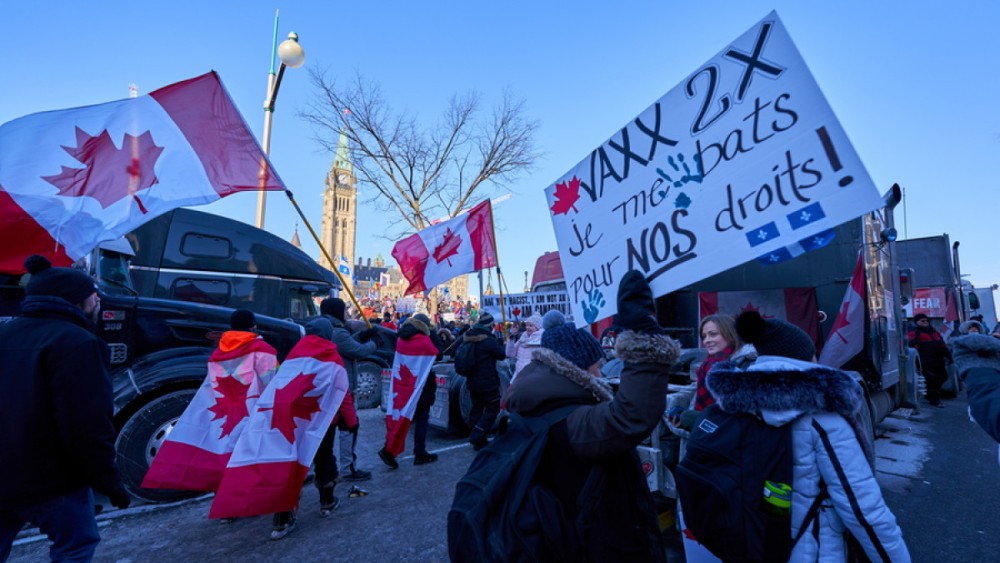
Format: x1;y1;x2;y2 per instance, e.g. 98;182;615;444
481;291;573;324
545;12;883;326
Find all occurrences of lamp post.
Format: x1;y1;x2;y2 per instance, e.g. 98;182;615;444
254;18;305;230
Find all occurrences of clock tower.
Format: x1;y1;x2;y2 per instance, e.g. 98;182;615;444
320;131;357;288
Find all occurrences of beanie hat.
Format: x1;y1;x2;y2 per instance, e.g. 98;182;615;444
950;334;1000;378
477;312;495;327
524;313;543;330
24;255;97;305
540;310;605;370
230;309;257;331
913;313;930;322
735;311;816;362
305;317;334;340
320;297;347;322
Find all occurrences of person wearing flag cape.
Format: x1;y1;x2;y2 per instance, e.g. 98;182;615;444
141;309;277;495
378;314;442;469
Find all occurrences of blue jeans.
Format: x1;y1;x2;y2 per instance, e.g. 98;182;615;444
0;488;100;562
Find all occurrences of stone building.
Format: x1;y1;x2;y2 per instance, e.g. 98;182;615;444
320;131;357;289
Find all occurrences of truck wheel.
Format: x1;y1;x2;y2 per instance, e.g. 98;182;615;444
354;361;383;410
856;395;876;447
115;390;201;503
448;374;470;432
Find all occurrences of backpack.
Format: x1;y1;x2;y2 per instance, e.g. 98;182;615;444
675;404;823;563
448;405;665;563
453;340;478;376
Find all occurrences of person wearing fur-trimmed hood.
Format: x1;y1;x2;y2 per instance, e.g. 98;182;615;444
502;271;680;561
951;334;1000;445
701;311;910;562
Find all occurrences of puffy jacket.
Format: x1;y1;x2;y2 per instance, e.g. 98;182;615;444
505;328;544;382
706;356;911;562
908;326;952;374
323;314;377;389
950;334;1000;442
459;326;506;393
0;296;123;510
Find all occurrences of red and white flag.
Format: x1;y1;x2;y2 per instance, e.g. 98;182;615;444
0;71;284;274
699;287;820;345
819;251;866;368
141;334;277;492
391;200;497;295
209;335;349;519
383;334;439;456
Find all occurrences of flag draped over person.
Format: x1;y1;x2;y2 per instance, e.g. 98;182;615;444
391;200;497;295
141;333;278;492
0;71;285;274
383;332;439;456
209;335;349;519
819;251;866;368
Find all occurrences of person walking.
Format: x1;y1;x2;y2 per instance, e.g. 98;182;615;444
908;313;953;407
0;255;131;561
456;311;507;450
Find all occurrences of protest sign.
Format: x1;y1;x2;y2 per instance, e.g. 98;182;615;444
545;12;883;326
480;291;574;324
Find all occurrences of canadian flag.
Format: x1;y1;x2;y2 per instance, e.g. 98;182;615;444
391;200;497;295
699;287;820;346
141;336;277;492
209;335;349;519
819;251;866;368
0;71;284;274
383;333;439;456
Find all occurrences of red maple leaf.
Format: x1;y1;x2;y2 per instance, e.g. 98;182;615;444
550;176;582;215
512;307;521;317
259;372;322;444
829;300;853;344
207;375;252;439
432;227;462;266
392;363;418;412
42;126;163;212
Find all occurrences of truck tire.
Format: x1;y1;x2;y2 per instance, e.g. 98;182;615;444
354;361;383;410
115;390;201;503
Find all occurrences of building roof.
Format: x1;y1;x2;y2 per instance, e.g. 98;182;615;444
333;130;352;173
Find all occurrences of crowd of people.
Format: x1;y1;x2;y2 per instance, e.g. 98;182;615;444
4;254;1000;561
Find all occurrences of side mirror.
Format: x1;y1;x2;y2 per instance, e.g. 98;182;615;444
968;293;981;310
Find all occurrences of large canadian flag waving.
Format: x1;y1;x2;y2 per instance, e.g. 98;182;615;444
0;71;285;274
391;200;497;295
209;335;349;519
819;251;866;368
383;334;439;456
141;337;277;492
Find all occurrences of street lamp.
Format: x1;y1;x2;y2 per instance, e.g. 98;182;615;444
254;23;306;229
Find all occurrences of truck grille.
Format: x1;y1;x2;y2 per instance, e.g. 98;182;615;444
108;343;128;365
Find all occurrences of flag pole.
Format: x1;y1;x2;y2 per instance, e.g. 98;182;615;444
486;201;508;339
283;190;371;328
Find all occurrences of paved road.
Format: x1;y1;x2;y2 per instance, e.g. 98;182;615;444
9;392;999;561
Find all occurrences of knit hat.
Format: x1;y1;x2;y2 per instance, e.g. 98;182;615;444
403;315;431;336
735;311;816;362
524;314;543;329
950;334;1000;377
230;309;257;331
305;317;334;340
540;310;605;370
913;313;930;322
477;311;495;327
320;297;347;322
23;255;97;305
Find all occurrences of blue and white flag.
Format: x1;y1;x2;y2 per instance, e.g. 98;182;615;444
338;255;351;277
757;229;836;265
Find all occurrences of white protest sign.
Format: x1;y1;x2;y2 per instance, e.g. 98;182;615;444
480;291;574;324
545;12;883;327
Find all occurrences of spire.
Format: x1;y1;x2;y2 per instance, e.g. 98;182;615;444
290;224;302;248
334;129;352;173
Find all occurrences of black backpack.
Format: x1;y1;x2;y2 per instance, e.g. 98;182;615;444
676;404;823;563
448;405;665;563
453;340;478;376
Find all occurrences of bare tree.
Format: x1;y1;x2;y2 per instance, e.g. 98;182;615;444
300;69;540;237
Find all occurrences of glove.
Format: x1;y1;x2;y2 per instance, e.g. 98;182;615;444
951;334;1000;380
665;406;686;426
616;270;662;334
108;486;131;510
357;327;378;343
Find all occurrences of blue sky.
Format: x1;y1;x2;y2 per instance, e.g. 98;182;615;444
4;1;999;298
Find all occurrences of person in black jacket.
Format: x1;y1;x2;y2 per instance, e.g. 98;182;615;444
908;313;953;407
951;334;1000;444
458;312;507;450
0;256;130;562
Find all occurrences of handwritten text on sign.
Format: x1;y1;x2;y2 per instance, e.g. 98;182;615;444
545;12;883;327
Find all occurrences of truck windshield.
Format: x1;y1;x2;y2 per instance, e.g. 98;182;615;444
98;253;137;296
289;286;330;321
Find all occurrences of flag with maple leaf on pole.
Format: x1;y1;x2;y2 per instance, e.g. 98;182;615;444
391;199;498;295
818;250;866;368
383;329;440;456
141;333;278;492
0;71;285;274
209;335;349;519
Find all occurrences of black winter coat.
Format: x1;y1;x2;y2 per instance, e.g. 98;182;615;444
459;326;506;393
0;296;122;510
